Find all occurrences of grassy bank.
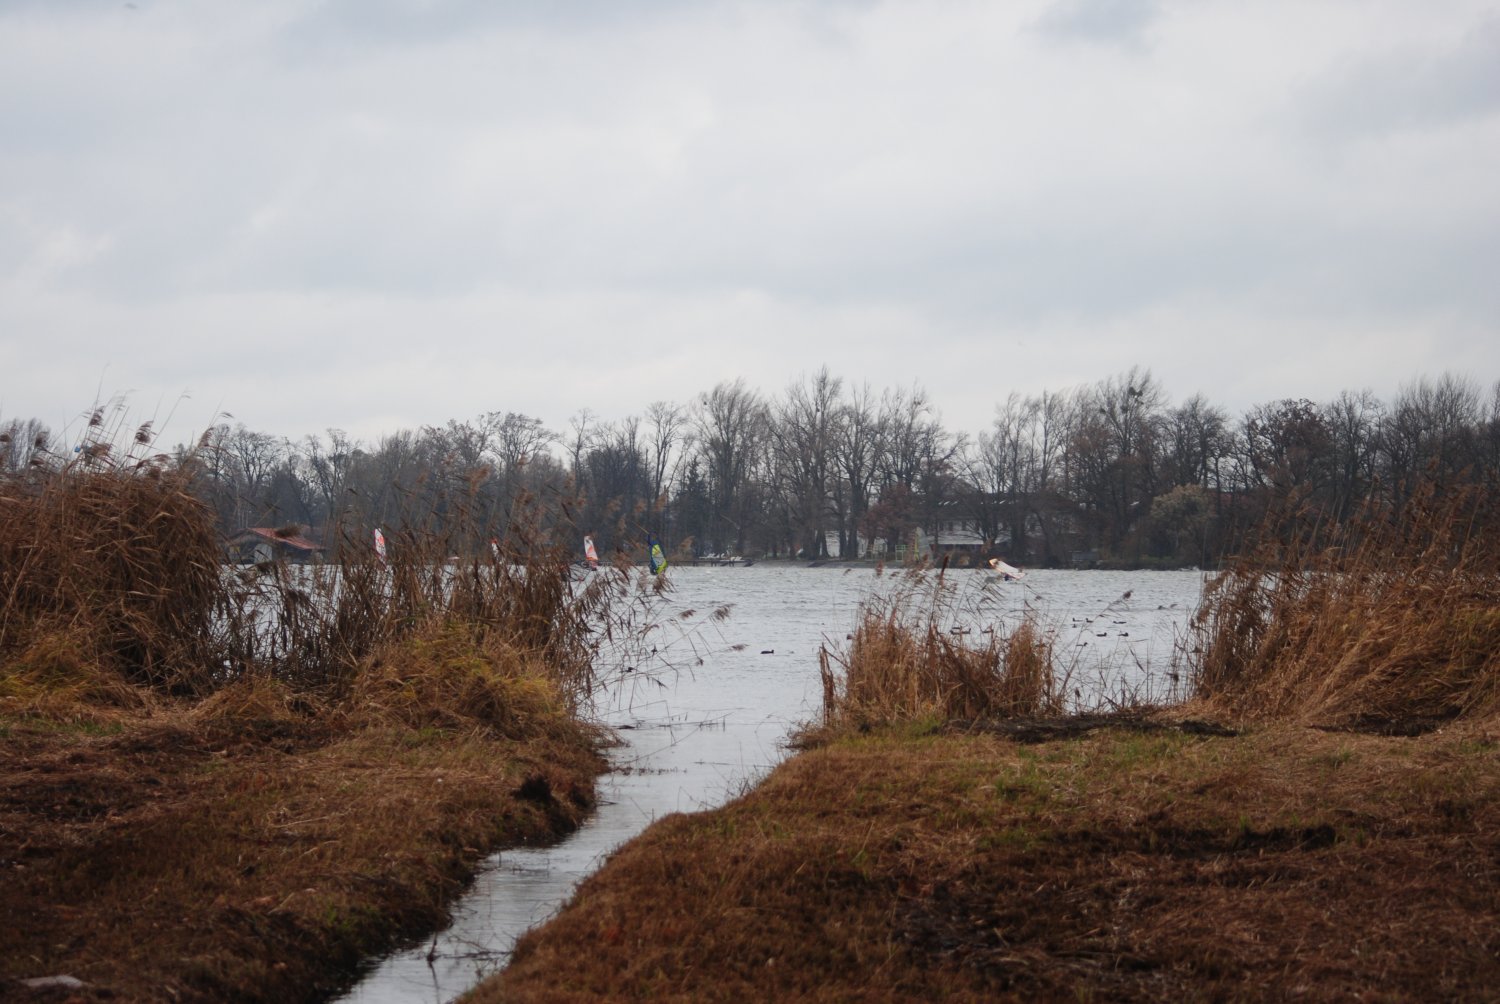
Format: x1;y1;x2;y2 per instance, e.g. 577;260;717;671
1;697;604;1002
478;486;1500;1001
480;719;1498;1001
1;432;635;1001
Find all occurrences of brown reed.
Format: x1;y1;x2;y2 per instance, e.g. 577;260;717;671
1186;477;1500;724
0;454;224;696
815;573;1063;732
2;409;637;729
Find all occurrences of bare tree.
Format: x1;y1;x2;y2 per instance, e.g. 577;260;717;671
769;368;843;558
645;400;690;520
565;409;598;480
967;393;1031;556
1241;398;1332;496
1067;368;1166;555
1324;389;1384;521
1481;380;1500;491
494;413;556;478
875;384;941;490
1162;394;1230;490
302;428;358;533
832;383;882;558
1024;389;1072;563
192;423;288;531
693;379;767;555
868;385;958;559
576;417;651;551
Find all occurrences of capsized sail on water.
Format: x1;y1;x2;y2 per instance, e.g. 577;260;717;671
988;557;1024;580
583;534;600;570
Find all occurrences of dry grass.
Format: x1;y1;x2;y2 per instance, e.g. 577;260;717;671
214;497;628;707
0;704;604;1002
478;721;1500;1002
0;455;225;696
1;410;638;720
0;624;155;721
348;620;607;749
810;571;1063;739
1185;480;1500;726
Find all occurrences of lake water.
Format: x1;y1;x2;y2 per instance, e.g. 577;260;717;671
335;565;1207;1004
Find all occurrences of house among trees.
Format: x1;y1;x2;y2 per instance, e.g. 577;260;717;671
826;513;1006;563
933;515;989;556
227;527;326;564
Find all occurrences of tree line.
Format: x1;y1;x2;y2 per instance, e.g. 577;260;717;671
5;367;1498;568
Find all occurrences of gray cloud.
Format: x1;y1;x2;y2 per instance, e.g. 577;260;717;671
1298;16;1500;137
1031;0;1160;46
2;0;1497;445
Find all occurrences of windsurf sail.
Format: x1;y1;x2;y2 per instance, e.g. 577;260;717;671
648;535;667;575
373;528;387;565
988;557;1024;580
583;534;600;570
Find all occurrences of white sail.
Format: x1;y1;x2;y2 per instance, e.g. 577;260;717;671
989;557;1024;580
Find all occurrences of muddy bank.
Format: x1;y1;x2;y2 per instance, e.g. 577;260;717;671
0;707;606;1003
477;718;1500;1001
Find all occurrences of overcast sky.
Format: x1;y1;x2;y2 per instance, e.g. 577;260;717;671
3;0;1498;449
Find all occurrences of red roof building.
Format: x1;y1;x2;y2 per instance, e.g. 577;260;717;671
227;527;326;564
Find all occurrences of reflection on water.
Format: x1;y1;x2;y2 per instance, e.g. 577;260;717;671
335;566;1206;1003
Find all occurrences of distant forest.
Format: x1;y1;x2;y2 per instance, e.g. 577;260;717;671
5;366;1499;568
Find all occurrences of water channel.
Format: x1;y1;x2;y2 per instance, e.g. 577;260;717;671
337;565;1208;1003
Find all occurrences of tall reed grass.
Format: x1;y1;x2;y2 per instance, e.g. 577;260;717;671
816;568;1064;732
1;419;222;696
1185;478;1500;724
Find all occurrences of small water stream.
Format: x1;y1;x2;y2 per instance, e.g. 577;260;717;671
336;566;1205;1003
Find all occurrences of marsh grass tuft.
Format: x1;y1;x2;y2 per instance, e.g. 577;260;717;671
0;624;154;720
813;571;1064;736
348;620;602;748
